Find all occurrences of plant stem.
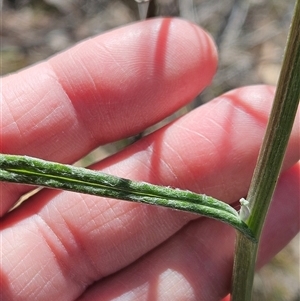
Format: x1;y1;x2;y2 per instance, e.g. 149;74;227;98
0;154;256;241
231;1;300;300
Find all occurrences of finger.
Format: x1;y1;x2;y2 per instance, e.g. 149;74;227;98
96;85;299;201
0;18;217;212
1;86;299;301
77;163;300;301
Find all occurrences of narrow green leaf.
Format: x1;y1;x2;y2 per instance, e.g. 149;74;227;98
0;154;256;242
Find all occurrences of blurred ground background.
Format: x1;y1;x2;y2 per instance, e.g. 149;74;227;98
1;0;299;300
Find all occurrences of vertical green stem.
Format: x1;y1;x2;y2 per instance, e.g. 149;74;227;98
231;233;258;298
231;1;300;300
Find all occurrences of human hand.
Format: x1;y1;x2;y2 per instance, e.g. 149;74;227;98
1;18;299;301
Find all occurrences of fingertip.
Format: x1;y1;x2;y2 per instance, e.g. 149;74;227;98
49;18;218;137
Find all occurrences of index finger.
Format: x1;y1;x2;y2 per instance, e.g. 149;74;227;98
1;18;218;213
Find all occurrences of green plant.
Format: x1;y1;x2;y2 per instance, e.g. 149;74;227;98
231;1;300;299
0;1;299;300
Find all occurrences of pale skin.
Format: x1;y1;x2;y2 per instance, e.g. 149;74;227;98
1;18;299;301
